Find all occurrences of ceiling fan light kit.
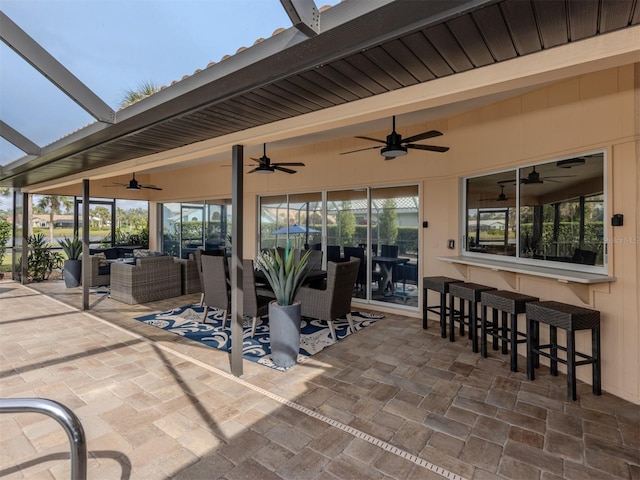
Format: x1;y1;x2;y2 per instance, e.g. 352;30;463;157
381;146;407;158
557;158;586;168
253;165;274;174
341;116;449;159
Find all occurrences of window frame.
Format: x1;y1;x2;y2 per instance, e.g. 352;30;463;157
461;150;607;274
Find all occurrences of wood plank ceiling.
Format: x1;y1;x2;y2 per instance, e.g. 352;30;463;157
1;0;638;188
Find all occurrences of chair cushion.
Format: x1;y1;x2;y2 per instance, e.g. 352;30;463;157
98;265;111;275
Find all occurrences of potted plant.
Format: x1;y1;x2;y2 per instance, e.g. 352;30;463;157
59;236;83;287
255;242;310;367
0;219;10;280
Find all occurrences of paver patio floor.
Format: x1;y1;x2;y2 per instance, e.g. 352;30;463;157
1;279;638;479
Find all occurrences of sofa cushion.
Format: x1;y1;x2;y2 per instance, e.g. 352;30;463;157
133;249;162;258
103;247;119;259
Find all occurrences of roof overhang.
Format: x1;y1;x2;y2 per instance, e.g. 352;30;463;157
1;0;639;189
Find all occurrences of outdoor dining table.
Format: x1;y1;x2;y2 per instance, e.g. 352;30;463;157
372;256;410;295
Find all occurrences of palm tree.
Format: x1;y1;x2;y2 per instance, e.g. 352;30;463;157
91;206;111;228
36;195;73;243
120;81;161;108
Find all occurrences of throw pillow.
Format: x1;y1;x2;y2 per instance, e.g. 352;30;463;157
94;252;108;267
134;249;151;258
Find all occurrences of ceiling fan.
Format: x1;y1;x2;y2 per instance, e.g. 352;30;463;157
110;173;162;191
340;116;450;159
520;166;575;185
248;144;305;174
480;184;509;202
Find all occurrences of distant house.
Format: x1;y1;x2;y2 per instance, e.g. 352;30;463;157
479;219;505;231
31;214;75;229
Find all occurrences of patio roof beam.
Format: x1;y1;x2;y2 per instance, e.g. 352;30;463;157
0;121;41;156
0;12;116;124
280;0;320;37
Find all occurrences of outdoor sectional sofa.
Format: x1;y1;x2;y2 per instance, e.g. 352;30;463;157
87;246;144;287
110;255;181;304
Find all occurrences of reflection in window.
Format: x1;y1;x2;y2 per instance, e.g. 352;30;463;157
465;153;605;269
160;200;231;258
466;171;517;256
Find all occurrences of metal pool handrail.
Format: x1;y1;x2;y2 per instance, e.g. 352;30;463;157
0;398;87;480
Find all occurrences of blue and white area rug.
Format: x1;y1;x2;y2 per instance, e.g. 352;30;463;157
134;304;384;371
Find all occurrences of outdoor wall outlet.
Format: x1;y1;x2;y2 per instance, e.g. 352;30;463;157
447;239;455;249
611;214;623;226
422;221;428;228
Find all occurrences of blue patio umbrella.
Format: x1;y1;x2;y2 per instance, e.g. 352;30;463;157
271;224;320;235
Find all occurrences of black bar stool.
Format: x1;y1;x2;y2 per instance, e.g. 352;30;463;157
480;290;539;372
422;276;463;336
526;301;601;401
448;283;497;352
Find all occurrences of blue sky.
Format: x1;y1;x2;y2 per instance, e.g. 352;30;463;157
0;0;339;166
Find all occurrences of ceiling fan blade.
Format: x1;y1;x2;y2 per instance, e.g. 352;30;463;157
249;158;262;163
142;185;163;190
354;136;386;144
340;146;382;155
521;178;543;184
273;162;305;167
406;144;450;152
274;166;297;174
402;130;443;143
247;167;261;174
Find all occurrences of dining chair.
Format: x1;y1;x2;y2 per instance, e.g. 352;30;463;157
200;254;230;326
327;245;342;263
195;248;226;307
243;259;272;337
343;246;366;289
381;244;399;258
295;257;360;341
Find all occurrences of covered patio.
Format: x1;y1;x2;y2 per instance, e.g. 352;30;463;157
1;1;639;477
1;281;638;479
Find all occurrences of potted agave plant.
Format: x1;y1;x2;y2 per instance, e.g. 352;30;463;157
255;242;310;367
59;236;83;287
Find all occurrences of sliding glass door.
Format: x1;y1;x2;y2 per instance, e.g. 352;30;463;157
370;186;419;308
259;184;419;312
160;199;231;258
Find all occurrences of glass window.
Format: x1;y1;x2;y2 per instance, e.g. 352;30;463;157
204;200;231;251
259;195;288;251
115;200;148;246
464;153;605;269
161;203;181;257
160;200;232;258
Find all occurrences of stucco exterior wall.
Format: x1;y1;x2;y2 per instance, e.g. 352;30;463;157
49;65;638;402
438;65;638;403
